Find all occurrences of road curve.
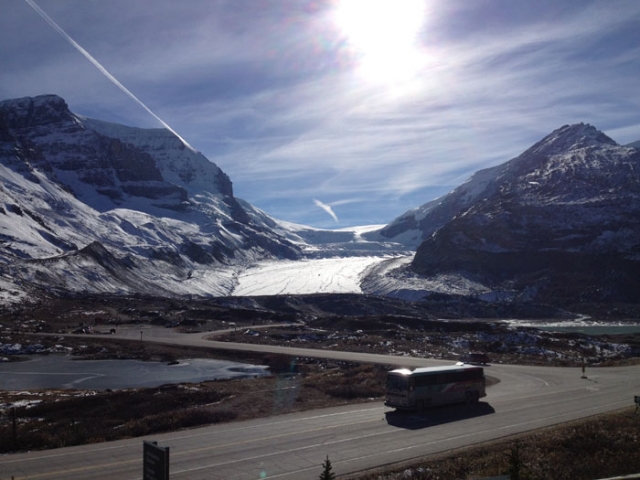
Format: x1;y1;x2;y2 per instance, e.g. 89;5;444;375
2;327;640;479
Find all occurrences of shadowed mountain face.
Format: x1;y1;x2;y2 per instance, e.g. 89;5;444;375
0;94;235;212
410;124;640;304
16;114;186;207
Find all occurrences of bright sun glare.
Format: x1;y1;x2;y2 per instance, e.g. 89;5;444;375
335;0;426;86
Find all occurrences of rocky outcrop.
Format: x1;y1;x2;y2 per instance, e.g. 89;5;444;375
0;95;189;209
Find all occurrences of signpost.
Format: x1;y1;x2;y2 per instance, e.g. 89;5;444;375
143;441;170;480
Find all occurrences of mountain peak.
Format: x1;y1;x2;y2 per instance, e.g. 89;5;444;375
0;93;66;109
378;122;631;249
0;93;304;298
527;123;617;157
0;94;75;129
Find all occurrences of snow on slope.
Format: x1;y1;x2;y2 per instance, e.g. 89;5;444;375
269;218;409;258
77;116;231;197
0;95;309;300
370;164;503;248
232;256;393;296
376;123;631;250
229;251;502;301
359;255;504;301
0;161;239;297
6;96;635;305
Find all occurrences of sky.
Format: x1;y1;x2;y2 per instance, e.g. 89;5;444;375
2;0;640;229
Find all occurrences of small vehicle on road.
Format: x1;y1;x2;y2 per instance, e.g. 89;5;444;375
460;352;490;365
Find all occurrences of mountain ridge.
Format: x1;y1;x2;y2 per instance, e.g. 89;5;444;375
373;124;630;247
0;94;304;299
405;123;640;305
1;94;639;309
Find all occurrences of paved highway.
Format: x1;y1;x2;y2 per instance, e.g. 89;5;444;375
2;327;640;479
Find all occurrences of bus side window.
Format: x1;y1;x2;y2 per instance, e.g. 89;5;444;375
409;378;415;391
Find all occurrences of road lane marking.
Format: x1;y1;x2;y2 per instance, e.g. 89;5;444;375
170;418;388;477
169;396;634;478
160;405;385;442
2;414;383;479
320;398;635;479
5;457;140;480
0;406;384;465
171;416;382;459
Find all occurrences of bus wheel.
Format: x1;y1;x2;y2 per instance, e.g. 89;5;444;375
466;391;479;404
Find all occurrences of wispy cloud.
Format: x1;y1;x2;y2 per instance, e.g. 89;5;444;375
313;199;339;223
3;0;640;227
23;0;194;150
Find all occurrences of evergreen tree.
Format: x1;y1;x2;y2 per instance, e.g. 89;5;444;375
319;455;336;480
508;440;524;480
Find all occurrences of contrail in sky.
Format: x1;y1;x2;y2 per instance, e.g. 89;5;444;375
24;0;195;151
314;199;339;223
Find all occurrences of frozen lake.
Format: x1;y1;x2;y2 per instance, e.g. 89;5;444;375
0;356;269;391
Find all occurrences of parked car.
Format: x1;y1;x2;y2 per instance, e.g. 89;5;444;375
460;352;490;365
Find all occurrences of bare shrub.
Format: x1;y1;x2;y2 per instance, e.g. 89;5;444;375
357;408;640;480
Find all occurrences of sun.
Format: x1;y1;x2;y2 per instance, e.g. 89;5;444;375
335;0;426;85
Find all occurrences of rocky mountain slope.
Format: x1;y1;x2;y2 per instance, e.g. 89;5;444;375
373;125;640;250
0;94;302;299
406;123;640;305
2;94;639;309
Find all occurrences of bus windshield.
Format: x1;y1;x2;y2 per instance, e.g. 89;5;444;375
386;374;409;392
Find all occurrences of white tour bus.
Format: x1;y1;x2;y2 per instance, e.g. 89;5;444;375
385;364;486;411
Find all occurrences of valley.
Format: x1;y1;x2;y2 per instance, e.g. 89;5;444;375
2;94;640;478
2;96;640;309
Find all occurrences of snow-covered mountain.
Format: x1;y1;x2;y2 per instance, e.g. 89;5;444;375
372;126;640;250
403;123;640;305
0;94;304;300
2;95;638;309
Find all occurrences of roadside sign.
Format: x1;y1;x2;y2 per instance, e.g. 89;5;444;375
143;440;170;480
